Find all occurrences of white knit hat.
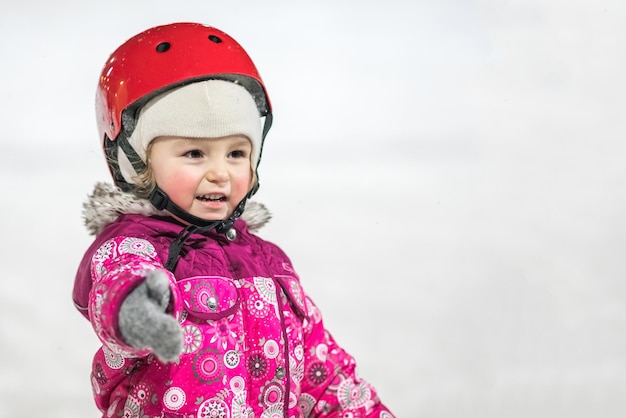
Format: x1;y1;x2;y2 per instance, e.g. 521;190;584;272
118;79;262;184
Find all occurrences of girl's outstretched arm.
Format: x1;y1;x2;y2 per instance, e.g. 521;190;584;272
86;236;183;358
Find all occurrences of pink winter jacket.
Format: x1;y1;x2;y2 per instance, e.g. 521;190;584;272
73;183;394;418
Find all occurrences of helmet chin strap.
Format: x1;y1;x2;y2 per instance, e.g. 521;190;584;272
149;184;253;233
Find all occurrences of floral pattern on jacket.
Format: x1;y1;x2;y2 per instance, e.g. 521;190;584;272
73;183;394;418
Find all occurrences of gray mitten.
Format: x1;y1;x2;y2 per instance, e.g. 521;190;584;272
119;270;183;362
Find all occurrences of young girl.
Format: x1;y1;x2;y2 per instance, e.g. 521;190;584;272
73;22;394;418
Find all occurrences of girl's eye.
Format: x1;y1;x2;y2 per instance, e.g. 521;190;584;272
184;150;203;158
229;150;247;158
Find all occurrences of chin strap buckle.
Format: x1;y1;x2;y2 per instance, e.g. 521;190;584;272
149;188;169;210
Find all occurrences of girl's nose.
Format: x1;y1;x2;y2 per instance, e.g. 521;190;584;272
206;162;228;183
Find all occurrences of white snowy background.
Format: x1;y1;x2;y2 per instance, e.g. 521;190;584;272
1;0;625;417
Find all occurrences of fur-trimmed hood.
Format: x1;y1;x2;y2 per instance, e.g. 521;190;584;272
82;182;271;236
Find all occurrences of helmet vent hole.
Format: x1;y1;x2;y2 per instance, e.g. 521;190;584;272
156;42;171;53
208;35;222;44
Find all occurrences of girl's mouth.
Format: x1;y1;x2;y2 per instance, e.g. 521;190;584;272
196;194;226;202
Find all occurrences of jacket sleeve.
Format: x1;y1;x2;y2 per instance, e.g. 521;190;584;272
299;292;395;417
87;235;182;358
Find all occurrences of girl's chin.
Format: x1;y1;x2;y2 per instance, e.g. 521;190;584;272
190;211;229;221
168;211;231;225
185;201;228;219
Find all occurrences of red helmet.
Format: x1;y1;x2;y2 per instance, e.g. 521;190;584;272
95;22;272;190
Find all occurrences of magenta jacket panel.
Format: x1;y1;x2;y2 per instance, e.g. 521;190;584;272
73;214;394;417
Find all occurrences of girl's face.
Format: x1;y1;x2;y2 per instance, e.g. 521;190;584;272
149;135;253;221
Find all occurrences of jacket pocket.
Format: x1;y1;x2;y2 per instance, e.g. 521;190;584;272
178;276;240;321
